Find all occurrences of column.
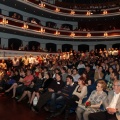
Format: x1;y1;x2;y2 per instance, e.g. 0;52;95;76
89;45;94;51
73;45;78;51
1;38;8;49
22;40;28;47
23;16;28;21
41;21;46;26
41;43;46;50
57;44;61;51
107;44;112;50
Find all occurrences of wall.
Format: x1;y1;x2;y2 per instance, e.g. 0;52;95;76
0;32;120;51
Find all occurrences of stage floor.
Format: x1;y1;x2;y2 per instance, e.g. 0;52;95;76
0;94;75;120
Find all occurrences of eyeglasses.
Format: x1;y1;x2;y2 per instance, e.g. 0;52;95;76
113;84;120;87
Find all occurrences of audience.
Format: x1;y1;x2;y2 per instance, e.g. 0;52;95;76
46;75;77;119
31;73;64;113
0;47;120;120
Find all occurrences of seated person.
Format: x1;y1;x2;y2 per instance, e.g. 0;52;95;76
0;60;7;70
89;80;120;120
54;76;87;120
18;72;53;104
31;18;37;24
46;75;77;119
4;70;16;91
12;13;17;19
5;69;34;98
32;73;65;113
94;66;104;81
76;80;107;120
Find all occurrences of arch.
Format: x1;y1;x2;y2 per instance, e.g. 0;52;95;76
46;43;56;52
28;41;40;51
8;38;22;50
112;43;120;49
95;44;106;51
9;12;23;20
62;44;73;52
78;44;89;52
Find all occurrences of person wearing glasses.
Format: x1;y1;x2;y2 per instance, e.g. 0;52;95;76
89;80;120;120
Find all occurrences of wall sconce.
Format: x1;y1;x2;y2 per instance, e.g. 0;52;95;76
103;10;107;15
104;32;108;37
70;32;75;37
54;30;60;35
22;22;28;29
87;33;91;37
70;10;75;15
1;17;8;25
40;27;45;33
55;7;60;12
39;2;45;8
86;11;91;16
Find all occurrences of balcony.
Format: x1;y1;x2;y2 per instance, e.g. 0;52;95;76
16;0;120;18
0;15;120;40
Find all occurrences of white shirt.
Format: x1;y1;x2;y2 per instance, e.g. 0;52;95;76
72;74;80;82
77;64;85;69
29;57;35;64
12;59;19;66
108;92;120;109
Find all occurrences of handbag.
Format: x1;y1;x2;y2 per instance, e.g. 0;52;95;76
33;96;38;106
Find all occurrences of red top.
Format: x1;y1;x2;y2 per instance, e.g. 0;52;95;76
23;75;34;86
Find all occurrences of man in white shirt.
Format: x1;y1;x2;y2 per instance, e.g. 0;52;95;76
88;80;120;120
114;48;118;56
28;54;35;67
12;56;19;68
108;48;112;56
72;68;80;83
77;60;85;70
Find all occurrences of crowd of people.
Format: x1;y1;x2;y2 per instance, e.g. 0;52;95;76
0;48;120;120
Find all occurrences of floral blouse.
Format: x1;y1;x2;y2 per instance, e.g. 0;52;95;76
89;90;107;105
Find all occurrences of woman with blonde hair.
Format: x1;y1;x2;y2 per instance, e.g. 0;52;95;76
76;80;107;120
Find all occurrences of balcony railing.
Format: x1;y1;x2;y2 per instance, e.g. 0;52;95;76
0;15;120;40
17;0;120;18
0;49;58;59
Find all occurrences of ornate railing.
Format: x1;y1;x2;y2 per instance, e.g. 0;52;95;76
0;49;58;59
0;15;120;40
16;0;120;18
